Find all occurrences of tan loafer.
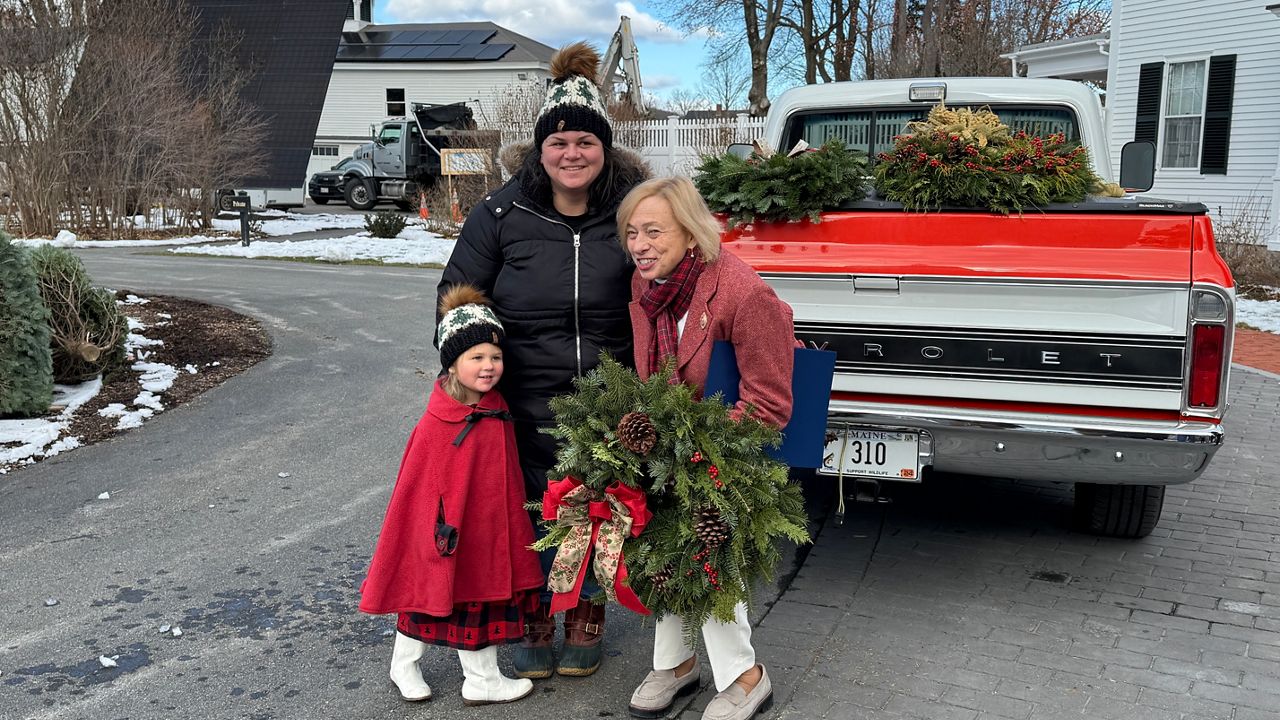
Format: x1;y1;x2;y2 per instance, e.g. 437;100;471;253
628;659;701;718
702;665;772;720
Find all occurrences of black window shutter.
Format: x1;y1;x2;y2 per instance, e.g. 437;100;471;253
1200;54;1236;175
1134;62;1163;143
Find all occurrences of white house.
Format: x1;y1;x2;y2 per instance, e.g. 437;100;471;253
1006;1;1280;249
307;1;554;182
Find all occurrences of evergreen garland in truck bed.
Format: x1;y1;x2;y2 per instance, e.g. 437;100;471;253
872;105;1103;213
694;140;869;227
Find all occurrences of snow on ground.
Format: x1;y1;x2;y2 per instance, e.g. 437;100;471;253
172;224;455;265
209;211;367;237
13;210;374;248
1237;298;1280;334
0;300;184;474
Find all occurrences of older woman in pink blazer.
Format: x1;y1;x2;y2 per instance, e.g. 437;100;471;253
618;175;793;720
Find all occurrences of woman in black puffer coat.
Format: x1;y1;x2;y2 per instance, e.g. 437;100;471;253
436;40;649;681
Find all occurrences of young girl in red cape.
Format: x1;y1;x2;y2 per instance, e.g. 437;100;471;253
359;285;544;705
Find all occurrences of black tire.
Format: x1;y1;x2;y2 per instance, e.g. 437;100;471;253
344;178;377;211
216;190;237;212
393;200;414;212
310;196;330;205
1073;483;1165;538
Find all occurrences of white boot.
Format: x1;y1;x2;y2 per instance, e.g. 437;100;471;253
457;646;534;706
390;632;432;701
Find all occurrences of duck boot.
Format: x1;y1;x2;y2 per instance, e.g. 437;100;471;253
512;600;555;679
557;599;605;676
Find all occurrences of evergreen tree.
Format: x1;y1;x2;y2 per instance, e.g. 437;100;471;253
0;233;54;417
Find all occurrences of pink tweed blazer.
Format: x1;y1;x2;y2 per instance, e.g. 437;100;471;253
629;250;795;429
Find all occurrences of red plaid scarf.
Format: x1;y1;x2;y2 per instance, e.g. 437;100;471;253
638;251;705;381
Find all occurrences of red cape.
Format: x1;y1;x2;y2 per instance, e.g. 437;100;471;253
359;380;543;616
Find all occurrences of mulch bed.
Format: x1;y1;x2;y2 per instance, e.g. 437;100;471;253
61;292;272;447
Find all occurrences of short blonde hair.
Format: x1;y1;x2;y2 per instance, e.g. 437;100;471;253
617;176;722;263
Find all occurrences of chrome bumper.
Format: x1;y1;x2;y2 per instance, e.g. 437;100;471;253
824;399;1223;486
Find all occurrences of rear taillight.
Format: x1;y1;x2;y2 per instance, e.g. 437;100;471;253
1189;323;1225;408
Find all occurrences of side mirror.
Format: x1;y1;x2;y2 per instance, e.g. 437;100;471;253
1119;141;1155;193
726;143;752;159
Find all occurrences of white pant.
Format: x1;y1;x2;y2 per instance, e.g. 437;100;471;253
652;601;755;692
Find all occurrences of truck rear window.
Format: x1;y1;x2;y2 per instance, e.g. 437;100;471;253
785;105;1080;158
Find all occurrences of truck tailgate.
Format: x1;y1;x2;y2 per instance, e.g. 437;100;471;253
724;210;1201;412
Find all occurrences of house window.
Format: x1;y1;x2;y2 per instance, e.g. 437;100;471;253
312;145;339;157
386;88;406;117
1160;60;1206;169
1138;55;1237;175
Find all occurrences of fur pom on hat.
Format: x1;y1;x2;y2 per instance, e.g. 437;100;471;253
437;285;504;371
535;42;613;149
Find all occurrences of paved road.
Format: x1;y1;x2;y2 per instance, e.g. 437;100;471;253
2;248;1278;720
0;249;804;720
758;368;1280;720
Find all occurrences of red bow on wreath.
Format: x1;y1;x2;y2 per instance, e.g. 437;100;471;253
542;476;652;615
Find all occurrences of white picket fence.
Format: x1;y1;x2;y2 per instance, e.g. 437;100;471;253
490;116;767;176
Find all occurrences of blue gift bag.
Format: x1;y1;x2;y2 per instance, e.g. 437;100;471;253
704;340;836;468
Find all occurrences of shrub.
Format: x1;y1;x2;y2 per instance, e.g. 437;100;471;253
419;191;461;238
873;105;1102;213
28;244;128;383
364;210;407;238
695;140;870;227
0;232;54;417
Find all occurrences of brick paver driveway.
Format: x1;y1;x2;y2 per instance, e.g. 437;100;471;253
739;367;1279;720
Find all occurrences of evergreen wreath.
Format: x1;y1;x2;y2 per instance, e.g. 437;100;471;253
873;105;1102;213
532;355;810;637
695;140;869;228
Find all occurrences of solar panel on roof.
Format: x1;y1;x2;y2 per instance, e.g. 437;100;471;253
391;30;426;45
440;30;471;44
383;46;416;60
462;30;497;45
475;44;512;60
416;30;449;44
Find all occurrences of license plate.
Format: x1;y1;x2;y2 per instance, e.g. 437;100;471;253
320;187;331;193
818;428;921;480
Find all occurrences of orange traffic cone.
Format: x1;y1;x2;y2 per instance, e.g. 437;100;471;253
419;193;430;220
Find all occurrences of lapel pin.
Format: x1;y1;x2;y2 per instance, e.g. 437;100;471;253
699;312;708;330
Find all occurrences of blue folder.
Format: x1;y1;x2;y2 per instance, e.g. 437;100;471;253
704;340;836;468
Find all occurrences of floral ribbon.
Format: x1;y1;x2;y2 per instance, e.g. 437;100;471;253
543;476;652;615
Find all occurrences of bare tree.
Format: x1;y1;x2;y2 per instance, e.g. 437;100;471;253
874;0;1108;79
664;88;708;116
656;0;785;116
774;0;865;83
0;1;92;235
180;19;268;229
0;0;267;239
698;47;751;110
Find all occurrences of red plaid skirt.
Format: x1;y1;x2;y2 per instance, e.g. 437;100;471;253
397;592;538;650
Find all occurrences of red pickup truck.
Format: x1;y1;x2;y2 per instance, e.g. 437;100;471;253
724;78;1233;538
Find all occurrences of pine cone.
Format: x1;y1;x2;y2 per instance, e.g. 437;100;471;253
617;411;657;455
694;506;730;549
649;566;674;590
